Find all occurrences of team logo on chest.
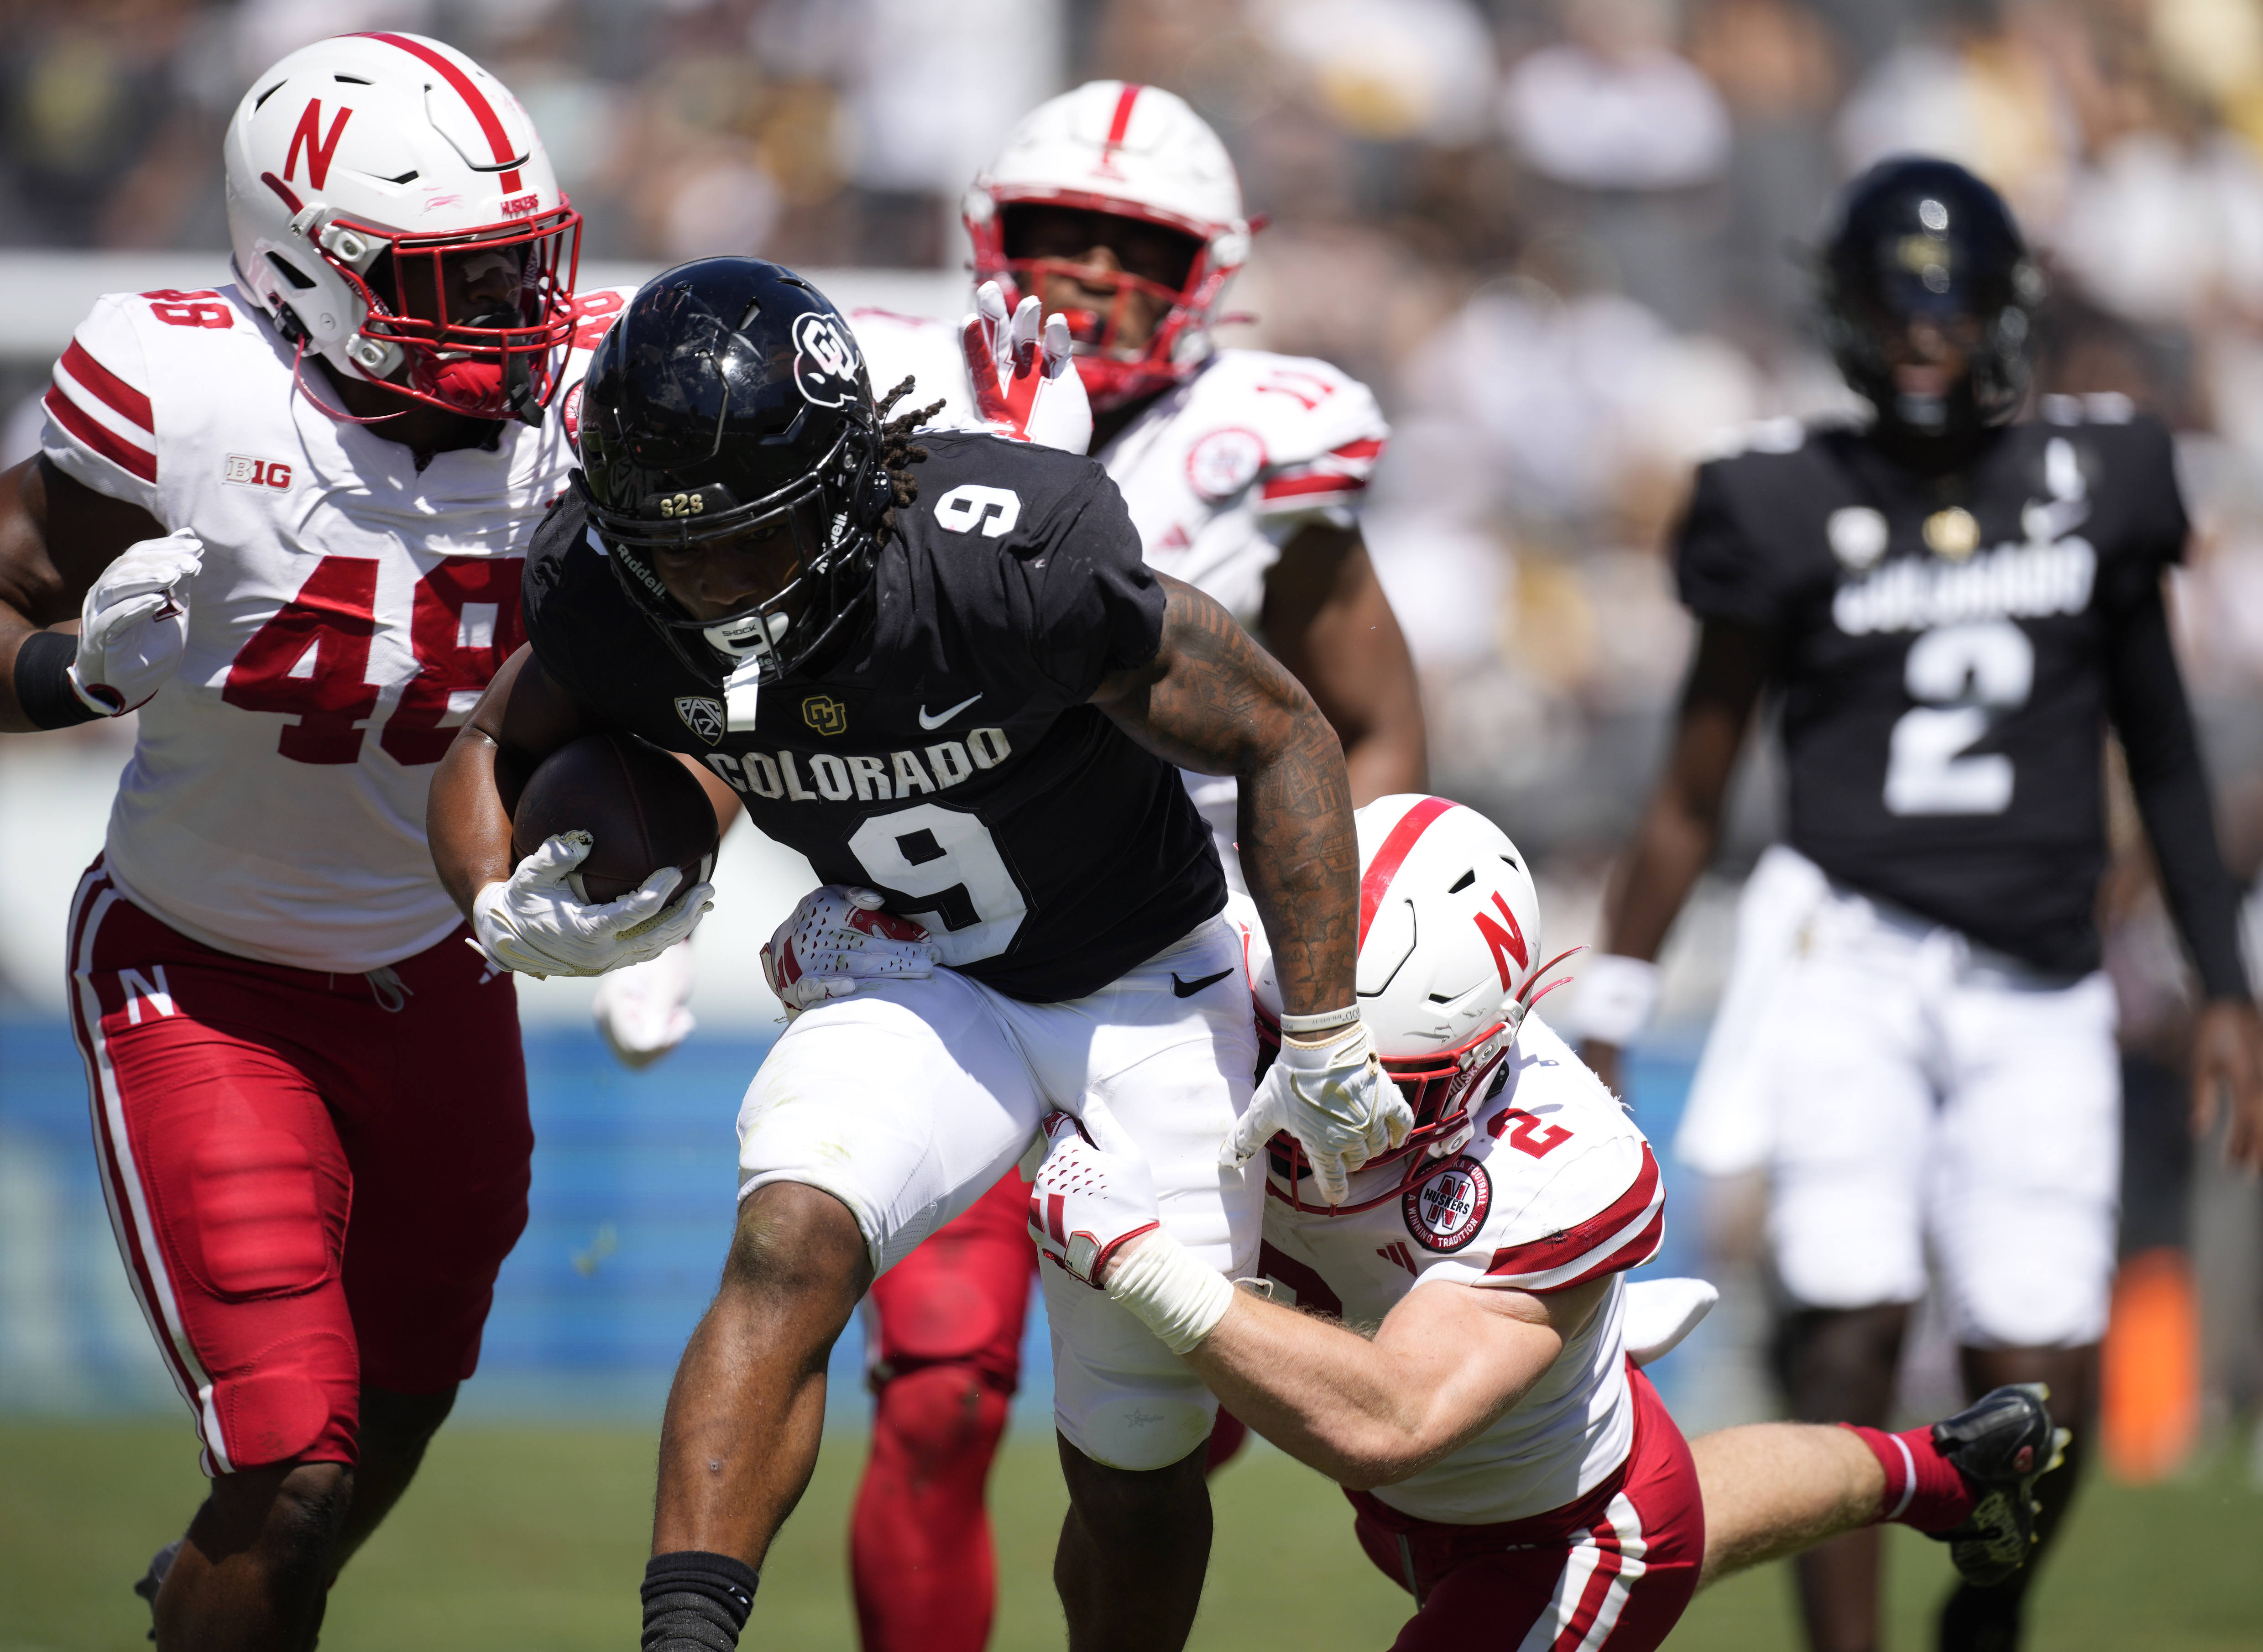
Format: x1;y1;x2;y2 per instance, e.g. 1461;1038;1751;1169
676;696;726;745
802;694;849;737
1185;427;1266;502
1402;1155;1491;1253
223;454;293;491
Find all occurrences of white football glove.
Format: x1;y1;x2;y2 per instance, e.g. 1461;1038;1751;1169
759;885;939;1018
1223;1020;1411;1207
961;281;1093;455
470;831;713;978
1029;1100;1160;1287
591;937;697;1069
69;529;203;715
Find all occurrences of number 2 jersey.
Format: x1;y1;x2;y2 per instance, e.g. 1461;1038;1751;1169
1255;1010;1665;1525
518;428;1228;1004
40;279;628;972
1677;404;2189;976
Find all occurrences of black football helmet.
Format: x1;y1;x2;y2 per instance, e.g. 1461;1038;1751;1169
573;257;893;686
1818;157;2044;437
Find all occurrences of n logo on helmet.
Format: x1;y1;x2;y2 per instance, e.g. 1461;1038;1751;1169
1473;892;1528;989
791;312;861;408
934;485;1021;538
286;100;353;190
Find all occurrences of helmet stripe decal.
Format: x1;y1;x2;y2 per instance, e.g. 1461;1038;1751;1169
1357;795;1457;950
357;32;524;192
1101;83;1142;164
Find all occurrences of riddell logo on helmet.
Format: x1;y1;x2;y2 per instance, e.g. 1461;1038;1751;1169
499;192;541;218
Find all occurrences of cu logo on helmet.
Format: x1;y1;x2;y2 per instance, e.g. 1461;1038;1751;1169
792;312;861;408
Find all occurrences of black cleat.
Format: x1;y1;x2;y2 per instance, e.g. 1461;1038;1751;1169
1926;1382;2069;1588
134;1539;180;1640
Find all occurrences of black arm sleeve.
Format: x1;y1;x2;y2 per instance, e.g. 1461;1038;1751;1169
2105;575;2252;1000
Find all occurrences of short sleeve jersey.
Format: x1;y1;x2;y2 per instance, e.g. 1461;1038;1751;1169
1675;401;2189;975
40;280;630;972
1257;1014;1665;1525
520;429;1228;1003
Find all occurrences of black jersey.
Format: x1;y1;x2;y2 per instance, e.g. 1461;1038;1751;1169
1676;400;2189;977
522;430;1227;1003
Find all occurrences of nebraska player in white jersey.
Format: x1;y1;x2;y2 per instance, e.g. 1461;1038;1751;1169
1032;795;2071;1650
0;34;677;1651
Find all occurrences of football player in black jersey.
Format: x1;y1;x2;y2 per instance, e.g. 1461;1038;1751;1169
428;258;1408;1652
1577;159;2263;1652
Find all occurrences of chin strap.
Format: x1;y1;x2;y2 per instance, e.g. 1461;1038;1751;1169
291;337;408;426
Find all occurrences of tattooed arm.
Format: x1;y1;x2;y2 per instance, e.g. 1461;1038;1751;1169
1090;572;1359;1016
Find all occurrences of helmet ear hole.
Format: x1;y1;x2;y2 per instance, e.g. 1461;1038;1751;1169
267;252;317;291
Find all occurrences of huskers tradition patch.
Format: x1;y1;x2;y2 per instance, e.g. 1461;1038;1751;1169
1402;1156;1491;1253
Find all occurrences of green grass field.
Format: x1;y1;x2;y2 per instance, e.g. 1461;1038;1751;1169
4;1418;2259;1651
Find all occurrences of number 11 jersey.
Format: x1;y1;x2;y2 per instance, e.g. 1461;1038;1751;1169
41;280;628;972
1676;404;2189;977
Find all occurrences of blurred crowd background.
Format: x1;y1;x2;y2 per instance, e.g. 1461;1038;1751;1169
5;0;2263;1472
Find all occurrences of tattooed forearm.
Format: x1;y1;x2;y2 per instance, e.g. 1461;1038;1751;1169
1091;576;1359;1015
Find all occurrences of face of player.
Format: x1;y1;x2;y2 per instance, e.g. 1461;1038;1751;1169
1881;311;1982;401
389;246;527;339
651;515;809;629
1006;205;1202;350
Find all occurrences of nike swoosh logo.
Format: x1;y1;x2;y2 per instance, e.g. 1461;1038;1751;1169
1171;967;1235;998
918;693;983;731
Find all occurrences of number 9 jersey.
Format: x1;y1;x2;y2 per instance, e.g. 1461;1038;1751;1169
41;279;631;972
1676;402;2189;978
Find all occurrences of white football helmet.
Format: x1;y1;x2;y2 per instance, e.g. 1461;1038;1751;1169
965;81;1251;412
223;32;581;423
1242;795;1573;1213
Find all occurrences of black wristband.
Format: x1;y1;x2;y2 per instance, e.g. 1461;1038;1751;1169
640;1551;759;1652
13;629;101;728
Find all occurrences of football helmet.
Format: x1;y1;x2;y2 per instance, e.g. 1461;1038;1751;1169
1819;156;2043;438
573;258;892;688
223;32;580;423
965;81;1251;412
1245;795;1574;1214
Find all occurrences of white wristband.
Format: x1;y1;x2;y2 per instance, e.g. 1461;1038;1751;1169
1104;1231;1237;1355
1278;1004;1360;1035
1569;954;1661;1046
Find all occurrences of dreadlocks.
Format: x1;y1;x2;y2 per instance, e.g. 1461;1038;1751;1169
874;376;946;546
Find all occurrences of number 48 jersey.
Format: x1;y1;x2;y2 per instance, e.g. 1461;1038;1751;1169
1257;1013;1665;1527
1677;405;2190;977
41;281;629;972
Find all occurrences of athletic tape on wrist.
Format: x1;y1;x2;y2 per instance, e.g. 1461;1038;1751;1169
1570;955;1661;1047
1105;1232;1237;1354
1278;1004;1360;1035
13;630;102;728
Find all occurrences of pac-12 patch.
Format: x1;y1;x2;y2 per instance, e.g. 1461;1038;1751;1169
1402;1155;1490;1253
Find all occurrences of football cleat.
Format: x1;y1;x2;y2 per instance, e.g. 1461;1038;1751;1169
1925;1382;2069;1587
133;1538;181;1639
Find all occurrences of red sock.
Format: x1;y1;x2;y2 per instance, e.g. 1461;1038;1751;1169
850;1364;1011;1652
1842;1422;1975;1533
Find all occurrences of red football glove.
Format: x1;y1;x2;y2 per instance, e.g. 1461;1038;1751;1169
961;281;1092;454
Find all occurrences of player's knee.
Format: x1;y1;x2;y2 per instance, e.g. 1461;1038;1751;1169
721;1182;873;1306
205;1459;352;1571
874;1363;1009;1469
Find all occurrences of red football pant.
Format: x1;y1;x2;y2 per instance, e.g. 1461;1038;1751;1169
852;1169;1035;1652
67;864;531;1474
1348;1366;1704;1652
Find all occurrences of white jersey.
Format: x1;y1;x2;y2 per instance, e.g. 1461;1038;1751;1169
1259;1014;1665;1525
852;310;1389;880
41;280;630;972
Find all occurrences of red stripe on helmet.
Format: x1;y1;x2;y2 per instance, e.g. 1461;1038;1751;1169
1357;795;1457;950
260;170;303;214
60;340;153;433
1101;83;1141;161
358;32;525;192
